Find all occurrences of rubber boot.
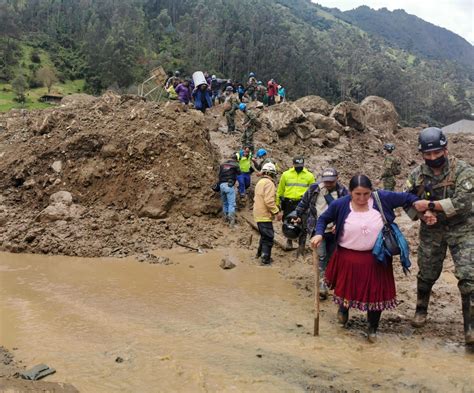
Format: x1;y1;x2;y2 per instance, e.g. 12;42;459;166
319;278;328;300
461;292;474;345
337;305;349;326
285;239;293;250
256;244;262;259
296;243;305;258
228;213;236;228
412;285;432;328
367;311;382;343
260;254;271;266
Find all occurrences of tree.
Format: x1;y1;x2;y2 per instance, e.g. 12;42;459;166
37;66;58;93
11;74;28;104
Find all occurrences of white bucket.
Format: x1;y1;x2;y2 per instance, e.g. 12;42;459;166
192;71;207;87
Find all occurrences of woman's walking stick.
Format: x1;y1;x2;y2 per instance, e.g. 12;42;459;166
312;247;320;336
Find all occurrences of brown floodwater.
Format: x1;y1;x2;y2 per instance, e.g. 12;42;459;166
0;250;472;392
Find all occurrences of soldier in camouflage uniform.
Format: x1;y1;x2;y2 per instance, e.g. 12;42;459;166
405;127;473;345
381;143;401;191
239;103;258;152
222;86;238;133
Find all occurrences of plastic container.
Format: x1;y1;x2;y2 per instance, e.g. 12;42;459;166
192;71;207;88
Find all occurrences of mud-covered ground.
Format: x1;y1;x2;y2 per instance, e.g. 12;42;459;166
0;93;472;390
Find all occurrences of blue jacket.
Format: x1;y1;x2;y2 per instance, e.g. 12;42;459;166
296;182;348;233
313;190;419;239
192;88;213;110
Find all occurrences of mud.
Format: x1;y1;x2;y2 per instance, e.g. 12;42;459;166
1;250;473;393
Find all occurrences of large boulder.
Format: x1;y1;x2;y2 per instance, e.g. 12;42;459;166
293;96;333;116
305;113;344;134
330;101;366;131
294;122;317;140
360;96;399;133
259;102;305;136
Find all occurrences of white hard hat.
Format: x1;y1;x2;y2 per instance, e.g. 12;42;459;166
261;162;277;175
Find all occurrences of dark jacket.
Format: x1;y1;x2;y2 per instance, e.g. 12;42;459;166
218;159;241;185
313;190;419;239
193;88;213;110
296;182;348;233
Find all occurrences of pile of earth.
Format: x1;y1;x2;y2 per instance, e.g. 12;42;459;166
0;93;225;257
0;92;472;259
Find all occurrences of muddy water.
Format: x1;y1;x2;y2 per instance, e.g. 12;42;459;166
0;250;473;392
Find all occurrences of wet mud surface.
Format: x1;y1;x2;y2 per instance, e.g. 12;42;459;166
1;250;473;392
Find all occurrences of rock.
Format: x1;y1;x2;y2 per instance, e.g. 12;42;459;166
293;95;333;115
306;113;344;134
101;144;121;158
294;122;316;140
35;113;56;135
311;138;324;148
50;191;73;206
326;130;340;142
259;102;305;136
60;93;97;107
360;95;399;133
330;101;366;131
220;257;236;270
38;204;70;222
24;178;36;189
136;252;172;264
51;160;62;173
138;188;174;219
311;129;326;138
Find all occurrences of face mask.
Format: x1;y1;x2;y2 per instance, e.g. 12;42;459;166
295;167;303;173
425;155;446;168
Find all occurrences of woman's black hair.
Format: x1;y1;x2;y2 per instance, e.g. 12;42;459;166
349;174;372;191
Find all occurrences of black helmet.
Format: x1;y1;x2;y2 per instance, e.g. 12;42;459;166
383;143;395;152
282;211;301;240
418;127;447;152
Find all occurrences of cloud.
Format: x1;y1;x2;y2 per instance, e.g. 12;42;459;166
314;0;474;44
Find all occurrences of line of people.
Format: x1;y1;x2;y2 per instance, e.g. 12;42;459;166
214;127;473;346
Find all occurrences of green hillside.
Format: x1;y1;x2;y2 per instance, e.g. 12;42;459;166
0;0;472;125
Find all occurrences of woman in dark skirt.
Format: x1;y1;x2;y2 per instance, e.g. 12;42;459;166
310;175;433;342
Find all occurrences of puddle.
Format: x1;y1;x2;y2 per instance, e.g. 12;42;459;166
0;250;472;392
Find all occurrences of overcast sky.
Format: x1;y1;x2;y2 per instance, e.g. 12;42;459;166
313;0;474;44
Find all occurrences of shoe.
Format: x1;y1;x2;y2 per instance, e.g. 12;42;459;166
285;239;293;250
462;293;474;345
337;306;349;325
260;255;272;265
367;327;378;343
319;280;328;300
228;214;236;228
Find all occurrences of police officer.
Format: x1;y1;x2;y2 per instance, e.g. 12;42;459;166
381;143;401;191
277;156;315;256
405;127;473;345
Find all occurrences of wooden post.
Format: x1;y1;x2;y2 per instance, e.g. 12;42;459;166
312;247;320;336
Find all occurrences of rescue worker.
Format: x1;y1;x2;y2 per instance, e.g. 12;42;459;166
246;72;258;101
239;103;258;153
253;162;281;265
165;70;181;89
277;156;315;255
295;168;348;299
253;148;277;172
256;81;267;103
236;146;253;206
381;143;401;191
217;154;241;227
222;86;238;133
405;127;473;345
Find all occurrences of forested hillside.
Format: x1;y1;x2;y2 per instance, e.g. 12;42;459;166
0;0;473;126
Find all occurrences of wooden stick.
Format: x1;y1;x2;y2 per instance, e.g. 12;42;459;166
312;247;320;336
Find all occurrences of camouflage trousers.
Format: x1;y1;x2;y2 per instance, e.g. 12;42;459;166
417;217;474;295
241;126;256;151
383;176;396;191
225;110;235;133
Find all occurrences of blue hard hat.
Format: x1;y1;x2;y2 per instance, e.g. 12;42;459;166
256;148;267;158
239;103;247;111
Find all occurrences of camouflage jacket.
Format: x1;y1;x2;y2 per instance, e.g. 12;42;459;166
405;158;473;225
381;155;401;178
244;110;258;126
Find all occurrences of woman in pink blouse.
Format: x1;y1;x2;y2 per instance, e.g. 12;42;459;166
310;175;431;342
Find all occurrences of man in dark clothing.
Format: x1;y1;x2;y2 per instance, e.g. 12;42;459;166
218;154;241;227
295;168;348;298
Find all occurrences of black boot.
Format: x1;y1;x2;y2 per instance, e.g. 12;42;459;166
260;254;271;265
367;311;382;343
337;305;349;325
461;292;474;345
256;244;262;259
412;282;432;328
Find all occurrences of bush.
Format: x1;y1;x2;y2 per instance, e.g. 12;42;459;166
30;51;41;64
28;77;42;89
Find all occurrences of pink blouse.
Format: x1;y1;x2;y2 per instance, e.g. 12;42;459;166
339;198;384;251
